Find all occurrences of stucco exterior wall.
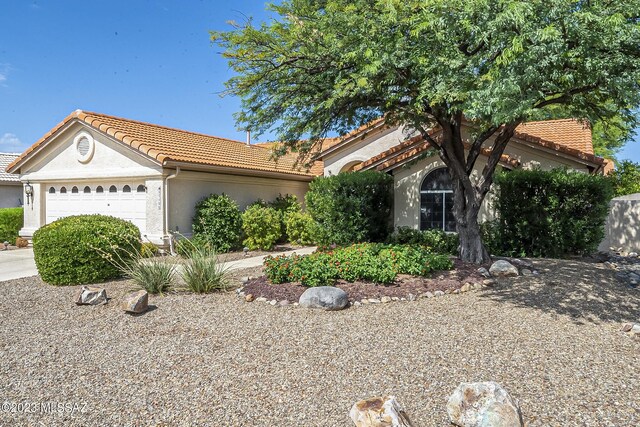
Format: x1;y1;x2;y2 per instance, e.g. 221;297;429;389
599;193;640;253
0;184;22;208
168;170;310;235
322;126;416;175
15;122;163;238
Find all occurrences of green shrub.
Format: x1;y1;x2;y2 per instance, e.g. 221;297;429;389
242;205;282;250
175;235;215;258
180;245;230;293
387;226;459;255
269;194;302;242
492;169;613;257
0;207;23;245
263;243;452;287
608;160;640;197
305;171;393;245
285;211;318;245
140;242;158;258
192;194;242;252
32;215;141;286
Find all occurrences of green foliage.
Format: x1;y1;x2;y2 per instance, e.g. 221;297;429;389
241;205;282;250
213;0;640;261
263;243;452;287
192;193;242;252
32;215;141;286
175;235;214;258
387;226;459;255
608;160;640;197
269;193;301;242
180;245;230;293
492;169;613;257
285;211;318;245
0;207;23;245
119;258;176;295
305;171;393;245
140;242;158;258
213;0;640;157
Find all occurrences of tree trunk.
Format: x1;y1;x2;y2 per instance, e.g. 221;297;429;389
451;177;491;264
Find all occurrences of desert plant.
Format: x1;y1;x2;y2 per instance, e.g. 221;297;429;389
175;234;215;258
192;193;242;252
180;245;230;293
32;215;141;285
140;242;158;258
0;207;24;245
241;204;282;250
116;257;176;295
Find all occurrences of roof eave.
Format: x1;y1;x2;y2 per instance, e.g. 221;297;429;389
162;160;316;182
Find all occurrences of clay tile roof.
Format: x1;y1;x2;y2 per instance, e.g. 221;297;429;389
516;119;593;154
0;153;20;182
8;110;322;178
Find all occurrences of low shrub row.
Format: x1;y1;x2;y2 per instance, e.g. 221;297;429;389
264;243;453;287
386;226;459;255
0;207;24;245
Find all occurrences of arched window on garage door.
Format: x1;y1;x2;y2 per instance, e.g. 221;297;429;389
420;168;456;232
60;187;67;194
123;185;131;193
137;185;146;193
109;185;117;193
96;186;104;193
71;186;79;194
83;186;91;193
49;187;56;194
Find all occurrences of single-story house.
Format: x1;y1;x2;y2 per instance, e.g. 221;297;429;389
0;152;22;208
8;110;611;247
316;118;609;231
7;110;319;245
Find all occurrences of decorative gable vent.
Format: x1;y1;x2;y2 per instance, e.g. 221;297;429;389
73;132;95;163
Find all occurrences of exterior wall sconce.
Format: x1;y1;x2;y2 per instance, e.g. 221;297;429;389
25;182;33;205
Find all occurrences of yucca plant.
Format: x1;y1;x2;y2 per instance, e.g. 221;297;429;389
180;244;230;293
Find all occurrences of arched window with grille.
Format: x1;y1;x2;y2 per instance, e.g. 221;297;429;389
109;185;117;193
122;185;131;193
83;186;91;193
420;168;456;232
49;187;56;194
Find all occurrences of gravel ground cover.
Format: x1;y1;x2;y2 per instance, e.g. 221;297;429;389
1;258;639;426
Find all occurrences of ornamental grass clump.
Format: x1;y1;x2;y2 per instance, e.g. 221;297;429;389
180;244;230;293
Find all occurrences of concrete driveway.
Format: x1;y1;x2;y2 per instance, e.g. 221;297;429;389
0;248;38;282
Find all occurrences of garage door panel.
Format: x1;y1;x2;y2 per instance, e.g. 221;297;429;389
46;183;146;233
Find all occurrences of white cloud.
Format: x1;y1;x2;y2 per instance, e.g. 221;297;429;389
0;73;5;84
0;133;26;152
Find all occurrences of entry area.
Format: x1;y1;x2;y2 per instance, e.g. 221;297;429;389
45;183;147;232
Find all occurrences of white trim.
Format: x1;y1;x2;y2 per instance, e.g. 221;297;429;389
73;131;95;163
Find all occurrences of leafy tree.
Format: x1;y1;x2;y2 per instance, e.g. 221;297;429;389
213;0;640;263
609;160;640;197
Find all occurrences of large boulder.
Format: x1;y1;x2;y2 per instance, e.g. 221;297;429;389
489;260;519;278
447;382;524;427
299;286;348;310
74;286;108;305
349;396;414;427
121;290;149;314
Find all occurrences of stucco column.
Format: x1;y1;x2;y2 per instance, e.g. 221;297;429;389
19;182;46;239
144;178;165;246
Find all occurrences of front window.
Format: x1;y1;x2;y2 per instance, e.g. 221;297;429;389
420;168;456;232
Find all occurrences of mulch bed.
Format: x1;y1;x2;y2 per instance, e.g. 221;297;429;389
242;259;489;302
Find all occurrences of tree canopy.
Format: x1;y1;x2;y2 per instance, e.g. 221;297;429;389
213;0;640;262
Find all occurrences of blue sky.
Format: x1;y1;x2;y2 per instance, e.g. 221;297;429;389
1;0;639;162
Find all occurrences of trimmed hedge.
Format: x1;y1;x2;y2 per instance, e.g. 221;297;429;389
0;207;23;245
305;171;393;245
192;194;242;252
492;169;613;257
32;215;141;286
285;211;318;245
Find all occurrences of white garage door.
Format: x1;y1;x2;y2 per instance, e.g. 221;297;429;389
46;183;147;233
